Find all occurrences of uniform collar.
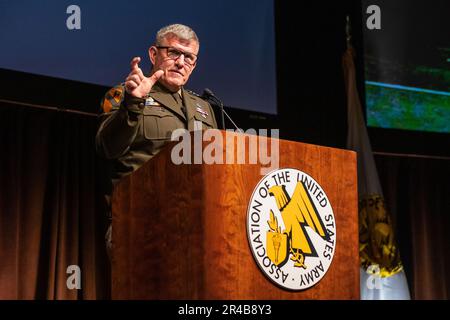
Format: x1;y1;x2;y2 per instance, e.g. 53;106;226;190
149;82;186;120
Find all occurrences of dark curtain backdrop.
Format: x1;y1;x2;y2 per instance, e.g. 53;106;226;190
0;103;109;299
375;155;450;300
1;101;449;299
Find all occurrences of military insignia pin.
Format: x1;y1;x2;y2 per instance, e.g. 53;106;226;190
196;104;208;118
145;96;160;106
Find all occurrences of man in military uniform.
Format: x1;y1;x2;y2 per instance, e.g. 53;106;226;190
95;24;218;254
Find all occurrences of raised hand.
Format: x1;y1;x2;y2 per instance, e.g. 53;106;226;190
125;57;164;98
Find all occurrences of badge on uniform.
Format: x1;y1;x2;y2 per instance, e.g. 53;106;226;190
145;96;160;107
196;103;209;119
102;86;124;113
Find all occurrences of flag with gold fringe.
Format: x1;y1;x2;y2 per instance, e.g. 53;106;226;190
343;42;411;300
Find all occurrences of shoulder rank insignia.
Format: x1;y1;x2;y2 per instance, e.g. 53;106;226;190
186;89;202;98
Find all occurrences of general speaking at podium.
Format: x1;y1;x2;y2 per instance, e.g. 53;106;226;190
95;24;218;255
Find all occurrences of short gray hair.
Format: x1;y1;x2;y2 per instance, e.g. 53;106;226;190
155;24;199;46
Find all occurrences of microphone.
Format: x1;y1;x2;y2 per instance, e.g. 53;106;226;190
202;88;225;130
202;88;242;133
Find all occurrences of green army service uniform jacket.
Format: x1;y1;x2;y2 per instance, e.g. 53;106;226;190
96;82;218;183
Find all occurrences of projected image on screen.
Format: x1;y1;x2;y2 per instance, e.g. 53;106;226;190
363;0;450;133
0;0;276;114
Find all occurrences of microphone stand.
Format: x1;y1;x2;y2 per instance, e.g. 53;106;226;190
215;96;226;130
196;88;243;133
207;95;225;130
206;95;244;133
221;106;243;133
202;92;242;133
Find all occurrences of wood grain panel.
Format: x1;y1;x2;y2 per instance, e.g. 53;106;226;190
112;131;358;299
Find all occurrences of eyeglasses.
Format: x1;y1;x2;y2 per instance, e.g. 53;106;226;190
156;46;198;66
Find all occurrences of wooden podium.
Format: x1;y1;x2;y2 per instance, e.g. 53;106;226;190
111;131;359;299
